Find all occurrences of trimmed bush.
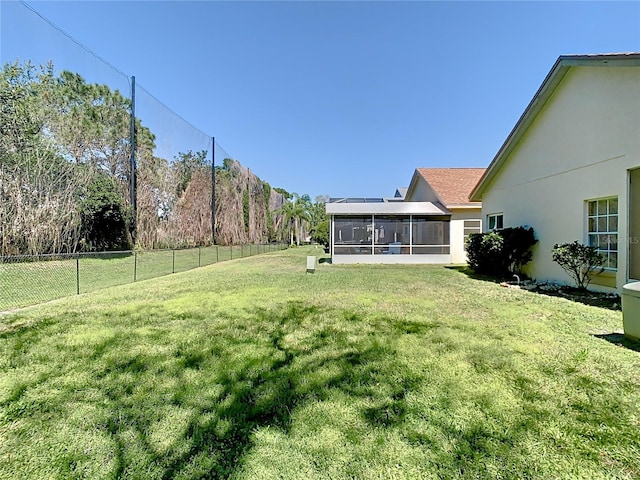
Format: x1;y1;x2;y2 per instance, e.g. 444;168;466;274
552;241;605;290
466;231;504;276
467;226;537;277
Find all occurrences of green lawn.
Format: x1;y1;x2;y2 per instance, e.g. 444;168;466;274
1;246;639;479
0;244;283;311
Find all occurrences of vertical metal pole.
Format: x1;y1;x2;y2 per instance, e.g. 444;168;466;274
198;246;201;267
216;245;219;263
409;214;413;255
76;257;80;295
330;216;335;257
211;137;216;245
129;76;137;246
134;251;137;282
230;245;233;260
172;249;175;274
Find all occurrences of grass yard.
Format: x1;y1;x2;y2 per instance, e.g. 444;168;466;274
1;246;639;479
0;244;280;311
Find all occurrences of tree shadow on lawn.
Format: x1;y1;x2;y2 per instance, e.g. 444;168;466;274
97;302;424;479
593;333;640;353
447;266;621;311
9;301;635;478
445;265;504;284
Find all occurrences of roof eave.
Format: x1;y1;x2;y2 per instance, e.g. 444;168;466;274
405;170;423;201
411;169;447;204
469;58;570;201
469;53;640;202
447;203;482;209
325;201;450;216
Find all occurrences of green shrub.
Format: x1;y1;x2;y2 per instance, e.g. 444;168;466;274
310;219;329;247
78;173;131;251
501;226;537;275
466;226;537;277
552;241;604;290
467;231;504;276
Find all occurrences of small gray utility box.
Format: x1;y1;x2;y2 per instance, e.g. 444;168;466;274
306;256;316;273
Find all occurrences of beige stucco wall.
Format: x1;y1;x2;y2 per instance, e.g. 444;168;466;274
406;176;440;203
450;209;483;264
480;66;640;291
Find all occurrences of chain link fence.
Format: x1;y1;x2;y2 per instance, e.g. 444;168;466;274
1;4;296;313
0;244;287;312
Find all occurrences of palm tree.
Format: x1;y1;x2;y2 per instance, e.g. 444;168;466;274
279;193;311;246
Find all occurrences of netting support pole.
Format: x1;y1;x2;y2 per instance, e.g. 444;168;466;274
129;76;137;246
211;136;216;245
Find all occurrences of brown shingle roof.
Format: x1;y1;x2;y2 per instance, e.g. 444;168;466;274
416;168;486;206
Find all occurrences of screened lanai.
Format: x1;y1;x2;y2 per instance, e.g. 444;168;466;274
325;200;452;264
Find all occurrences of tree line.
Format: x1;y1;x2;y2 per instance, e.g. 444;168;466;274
1;60;328;256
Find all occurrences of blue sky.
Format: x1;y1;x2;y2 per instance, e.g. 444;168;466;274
2;1;639;200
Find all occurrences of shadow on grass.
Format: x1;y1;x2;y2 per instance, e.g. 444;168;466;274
159;303;411;478
444;265;505;284
593;333;640;353
90;301;421;479
534;288;621;311
447;265;621;311
8;299;636;478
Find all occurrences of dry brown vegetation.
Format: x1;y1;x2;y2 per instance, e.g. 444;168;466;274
1;61;288;255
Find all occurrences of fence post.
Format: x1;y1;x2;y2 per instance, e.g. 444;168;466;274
76;256;80;295
216;245;219;263
211;136;216;245
134;251;137;282
129;76;137;246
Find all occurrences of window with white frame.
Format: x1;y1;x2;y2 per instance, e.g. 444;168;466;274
463;219;482;250
587;197;618;270
487;213;503;231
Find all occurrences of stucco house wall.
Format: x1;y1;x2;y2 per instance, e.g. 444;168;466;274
405;176;440;203
474;59;640;291
449;209;483;264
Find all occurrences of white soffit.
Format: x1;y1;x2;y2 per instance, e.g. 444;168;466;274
326;202;449;215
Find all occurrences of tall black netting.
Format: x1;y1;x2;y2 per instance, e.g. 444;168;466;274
133;84;213;249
